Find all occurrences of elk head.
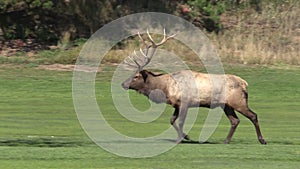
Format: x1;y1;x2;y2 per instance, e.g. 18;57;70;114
121;29;176;90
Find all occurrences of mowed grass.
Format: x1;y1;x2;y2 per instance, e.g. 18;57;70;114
0;64;300;169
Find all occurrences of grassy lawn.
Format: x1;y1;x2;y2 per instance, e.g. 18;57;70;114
0;64;299;168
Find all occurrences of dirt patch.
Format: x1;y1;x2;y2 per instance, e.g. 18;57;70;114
38;64;102;72
38;64;75;71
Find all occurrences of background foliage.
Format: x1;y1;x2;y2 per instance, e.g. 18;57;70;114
0;0;299;65
0;0;262;42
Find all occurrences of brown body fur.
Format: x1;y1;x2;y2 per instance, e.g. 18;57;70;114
122;70;266;144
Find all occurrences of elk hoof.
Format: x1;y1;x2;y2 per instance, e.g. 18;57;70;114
183;134;190;141
259;138;267;144
176;139;182;144
224;139;230;144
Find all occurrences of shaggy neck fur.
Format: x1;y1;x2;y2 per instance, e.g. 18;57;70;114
139;72;170;103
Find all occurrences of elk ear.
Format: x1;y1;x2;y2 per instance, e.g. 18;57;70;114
140;70;148;82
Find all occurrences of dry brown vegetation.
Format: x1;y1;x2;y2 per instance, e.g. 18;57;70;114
104;1;300;66
213;1;300;65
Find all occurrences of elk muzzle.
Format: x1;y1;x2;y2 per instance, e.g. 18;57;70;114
121;77;132;90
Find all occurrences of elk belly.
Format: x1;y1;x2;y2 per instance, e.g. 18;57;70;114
148;89;167;103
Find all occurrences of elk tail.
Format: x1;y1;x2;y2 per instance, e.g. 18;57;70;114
239;78;249;100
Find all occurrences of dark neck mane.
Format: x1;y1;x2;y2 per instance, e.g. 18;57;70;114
141;70;168;104
146;70;164;77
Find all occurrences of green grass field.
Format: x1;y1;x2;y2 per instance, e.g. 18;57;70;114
0;64;300;168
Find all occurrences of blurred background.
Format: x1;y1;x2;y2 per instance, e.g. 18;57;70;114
0;0;299;66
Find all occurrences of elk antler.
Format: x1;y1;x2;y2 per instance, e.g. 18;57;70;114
125;29;176;71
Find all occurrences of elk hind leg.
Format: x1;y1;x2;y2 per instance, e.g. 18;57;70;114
224;105;240;144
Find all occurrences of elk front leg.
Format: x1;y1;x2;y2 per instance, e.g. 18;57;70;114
170;108;179;135
177;105;189;143
170;106;189;143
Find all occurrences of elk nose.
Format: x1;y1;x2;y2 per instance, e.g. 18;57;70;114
121;82;129;90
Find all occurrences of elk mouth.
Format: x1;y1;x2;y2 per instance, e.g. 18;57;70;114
121;81;130;90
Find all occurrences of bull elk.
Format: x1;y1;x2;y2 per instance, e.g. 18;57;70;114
121;29;266;144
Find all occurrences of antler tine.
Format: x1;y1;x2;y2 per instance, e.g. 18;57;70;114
132;50;143;69
146;29;155;45
125;29;175;71
124;51;141;69
138;32;149;48
124;59;138;68
146;28;176;47
161;28;167;42
139;48;148;58
140;47;152;64
138;31;152;56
